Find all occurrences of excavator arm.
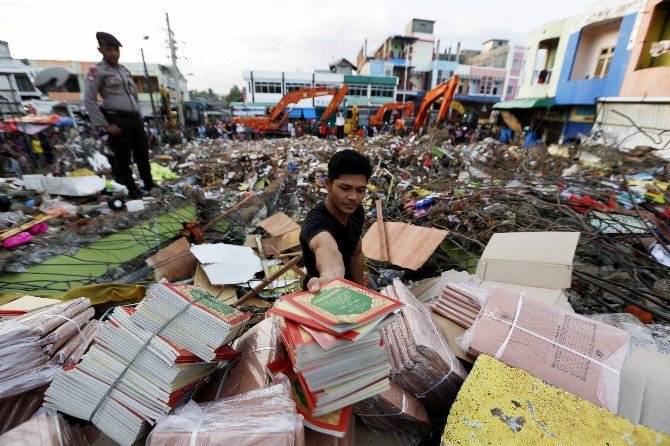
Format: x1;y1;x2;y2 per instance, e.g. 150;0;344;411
319;85;348;123
413;76;458;133
370;102;413;126
234;86;347;132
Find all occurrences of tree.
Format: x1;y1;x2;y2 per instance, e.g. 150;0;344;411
224;85;243;105
188;89;222;101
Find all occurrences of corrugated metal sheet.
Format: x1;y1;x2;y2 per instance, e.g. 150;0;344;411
591;101;670;158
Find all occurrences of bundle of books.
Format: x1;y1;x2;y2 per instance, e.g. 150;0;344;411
148;381;304;446
429;282;485;328
0;297;95;399
380;280;468;422
269;278;402;437
44;284;247;446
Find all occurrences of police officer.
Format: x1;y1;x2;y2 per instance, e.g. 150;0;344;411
85;32;156;199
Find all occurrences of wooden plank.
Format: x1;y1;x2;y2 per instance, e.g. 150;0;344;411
0;212;62;241
259;212;300;236
202;195;254;231
375;199;389;262
236;256;301;305
265;245;306;279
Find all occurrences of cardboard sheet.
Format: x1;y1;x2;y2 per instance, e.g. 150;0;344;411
193;264;237;305
261;228;301;253
362;222;448;270
476;232;580;289
259;212;301;236
145;237;197;282
618;347;670;434
190;243;263;285
0;295;61;315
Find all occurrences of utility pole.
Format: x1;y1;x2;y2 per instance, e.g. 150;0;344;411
402;42;410;103
166;12;185;131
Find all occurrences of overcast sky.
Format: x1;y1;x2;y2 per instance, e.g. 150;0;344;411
1;0;602;94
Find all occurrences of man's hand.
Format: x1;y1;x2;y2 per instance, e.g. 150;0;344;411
307;276;335;293
105;124;122;135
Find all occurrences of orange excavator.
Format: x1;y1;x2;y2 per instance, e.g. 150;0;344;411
369;102;414;127
233;85;348;132
413;76;458;133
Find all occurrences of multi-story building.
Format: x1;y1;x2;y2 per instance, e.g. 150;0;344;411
591;0;670;153
24;59;188;119
430;40;526;119
358;19;435;101
496;0;646;144
0;41;40;119
236;70;397;118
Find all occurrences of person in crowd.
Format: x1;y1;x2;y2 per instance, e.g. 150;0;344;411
299;149;372;292
84;31;158;199
335;112;345;139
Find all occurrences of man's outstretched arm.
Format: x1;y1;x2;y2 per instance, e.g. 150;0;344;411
306;231;345;292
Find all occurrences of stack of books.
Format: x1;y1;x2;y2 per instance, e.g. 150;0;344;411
0;297;95;400
270;278;402;436
44;284;247;446
132;283;250;361
429;282;485;328
380;279;468;421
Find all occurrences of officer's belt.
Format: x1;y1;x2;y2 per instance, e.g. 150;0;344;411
102;109;140;119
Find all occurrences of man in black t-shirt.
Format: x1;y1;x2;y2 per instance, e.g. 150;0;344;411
300;149;372;292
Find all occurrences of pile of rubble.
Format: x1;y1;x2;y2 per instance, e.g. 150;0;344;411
1;133;670;445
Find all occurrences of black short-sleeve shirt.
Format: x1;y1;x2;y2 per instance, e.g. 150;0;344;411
300;201;364;289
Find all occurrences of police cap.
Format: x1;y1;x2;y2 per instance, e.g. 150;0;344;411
96;32;122;47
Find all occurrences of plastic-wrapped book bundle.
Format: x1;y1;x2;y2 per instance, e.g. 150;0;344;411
44;284;248;446
459;286;631;412
379;279;468;424
148;382;304;446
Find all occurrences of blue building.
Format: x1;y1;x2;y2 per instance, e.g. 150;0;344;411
552;1;641;141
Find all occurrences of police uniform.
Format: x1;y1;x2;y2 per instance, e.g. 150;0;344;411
85;32;155;196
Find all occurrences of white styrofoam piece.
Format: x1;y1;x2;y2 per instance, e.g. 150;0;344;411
126;200;145;212
190;243;263;285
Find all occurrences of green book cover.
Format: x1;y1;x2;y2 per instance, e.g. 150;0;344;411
285;278;402;326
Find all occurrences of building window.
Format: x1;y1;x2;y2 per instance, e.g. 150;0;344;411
593;46;615;78
134;76;159;93
437;69;454;84
512;57;520;69
285;82;312;93
506;85;514;95
532;37;559;84
14;74;34;92
370;85;394;97
346;84;368;96
254;81;282;94
637;1;670;69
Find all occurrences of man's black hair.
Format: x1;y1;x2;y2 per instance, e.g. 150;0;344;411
327;149;372;182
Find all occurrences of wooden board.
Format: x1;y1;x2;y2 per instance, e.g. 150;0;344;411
259;212;300;236
362;222;448;270
145;237;197;282
261;229;301;253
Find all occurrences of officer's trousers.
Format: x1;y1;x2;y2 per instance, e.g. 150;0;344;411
103;110;154;192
